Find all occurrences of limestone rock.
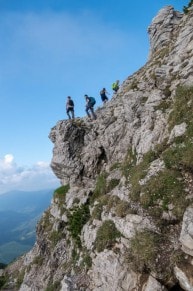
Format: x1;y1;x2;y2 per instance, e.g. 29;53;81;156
148;6;183;58
168;122;187;143
142;275;166;291
174;265;193;291
180;207;193;256
89;250;139;291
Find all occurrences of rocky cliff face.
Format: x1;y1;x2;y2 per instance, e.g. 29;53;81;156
3;5;193;291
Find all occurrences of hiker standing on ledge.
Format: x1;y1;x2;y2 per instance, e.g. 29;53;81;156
112;80;119;93
85;94;97;120
66;96;74;119
100;88;109;104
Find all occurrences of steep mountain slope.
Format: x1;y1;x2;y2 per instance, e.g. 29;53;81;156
2;5;193;291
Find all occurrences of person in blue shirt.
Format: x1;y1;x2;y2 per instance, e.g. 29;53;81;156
84;94;97;120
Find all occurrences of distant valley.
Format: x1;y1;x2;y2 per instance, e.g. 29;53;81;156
0;189;54;264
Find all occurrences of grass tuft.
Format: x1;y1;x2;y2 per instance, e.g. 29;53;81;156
94;220;121;252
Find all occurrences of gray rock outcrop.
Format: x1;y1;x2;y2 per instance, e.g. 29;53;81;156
180;207;193;256
148;6;183;58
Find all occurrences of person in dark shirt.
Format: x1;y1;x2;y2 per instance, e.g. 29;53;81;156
100;88;109;104
66;96;74;119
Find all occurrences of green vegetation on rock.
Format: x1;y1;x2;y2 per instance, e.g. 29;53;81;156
183;0;193;13
0;275;7;289
91;173;108;203
141;169;186;219
127;230;160;273
94;220;121;252
53;184;70;215
91;172;120;206
129;151;157;202
45;281;61;291
67;204;90;247
54;185;70;204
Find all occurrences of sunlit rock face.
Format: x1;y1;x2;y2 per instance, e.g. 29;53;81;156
148;6;183;59
3;6;193;291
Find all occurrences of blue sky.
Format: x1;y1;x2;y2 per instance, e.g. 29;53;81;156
0;0;184;194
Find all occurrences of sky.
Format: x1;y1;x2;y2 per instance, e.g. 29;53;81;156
0;0;185;194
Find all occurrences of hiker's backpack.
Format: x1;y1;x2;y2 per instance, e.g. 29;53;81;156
89;97;96;106
69;99;74;107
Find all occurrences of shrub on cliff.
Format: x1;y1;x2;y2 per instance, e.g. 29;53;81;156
67;204;90;247
94;220;121;252
183;0;193;13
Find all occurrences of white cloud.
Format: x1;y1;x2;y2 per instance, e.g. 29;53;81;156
35;161;50;168
0;154;15;170
0;154;59;194
4;154;14;164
